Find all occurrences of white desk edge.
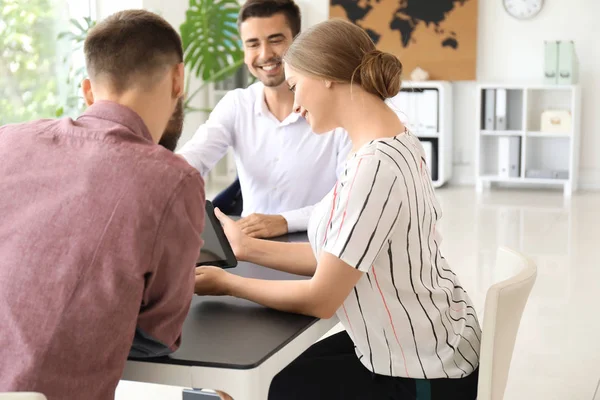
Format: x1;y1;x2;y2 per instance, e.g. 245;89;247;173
122;317;340;400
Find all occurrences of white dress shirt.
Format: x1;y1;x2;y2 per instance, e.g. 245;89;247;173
178;82;352;232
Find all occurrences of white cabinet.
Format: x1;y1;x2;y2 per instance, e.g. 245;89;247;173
475;84;581;197
387;81;453;188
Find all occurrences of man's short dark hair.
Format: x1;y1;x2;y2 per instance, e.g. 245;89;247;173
84;10;183;93
238;0;302;37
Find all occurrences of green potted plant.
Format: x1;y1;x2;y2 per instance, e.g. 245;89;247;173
179;0;245;114
55;16;96;117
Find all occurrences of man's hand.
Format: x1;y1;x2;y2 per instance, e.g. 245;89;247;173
236;213;288;239
194;266;232;296
216;391;233;400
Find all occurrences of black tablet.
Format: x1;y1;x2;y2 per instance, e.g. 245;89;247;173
196;200;238;268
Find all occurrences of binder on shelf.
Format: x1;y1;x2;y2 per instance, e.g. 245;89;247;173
418;89;438;133
421;140;433;173
495;89;507;130
558;41;578;84
396;90;419;132
498;136;521;178
394;89;439;135
391;93;409;125
409;90;421;132
544;41;559;84
526;169;569;180
420;139;438;181
484;89;496;130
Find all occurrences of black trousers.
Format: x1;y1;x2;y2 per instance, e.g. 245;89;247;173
211;178;243;216
268;331;478;400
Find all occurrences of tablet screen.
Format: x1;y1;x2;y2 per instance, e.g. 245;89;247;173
196;200;237;268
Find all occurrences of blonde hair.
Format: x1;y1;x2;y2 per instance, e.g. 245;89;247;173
283;19;402;100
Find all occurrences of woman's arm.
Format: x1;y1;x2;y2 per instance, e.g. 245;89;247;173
241;238;317;276
214;207;317;276
196;251;363;319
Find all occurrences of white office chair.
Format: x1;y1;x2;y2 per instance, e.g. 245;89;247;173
0;394;47;400
594;378;600;400
477;247;537;400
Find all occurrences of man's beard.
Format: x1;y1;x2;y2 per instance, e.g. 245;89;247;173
261;74;286;88
253;56;285;88
159;97;184;152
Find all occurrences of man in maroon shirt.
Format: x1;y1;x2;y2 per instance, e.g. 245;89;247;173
0;10;205;400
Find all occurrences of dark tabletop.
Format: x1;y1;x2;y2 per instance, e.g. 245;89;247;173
131;232;318;370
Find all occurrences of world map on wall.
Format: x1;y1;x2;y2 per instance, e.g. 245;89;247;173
330;0;478;80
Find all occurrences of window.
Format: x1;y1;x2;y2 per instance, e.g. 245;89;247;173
0;0;93;125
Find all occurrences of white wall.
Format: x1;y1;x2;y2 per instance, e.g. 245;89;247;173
474;0;599;188
95;0;599;189
96;0;142;19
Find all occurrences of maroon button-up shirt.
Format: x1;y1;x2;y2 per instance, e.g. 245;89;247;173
0;101;205;399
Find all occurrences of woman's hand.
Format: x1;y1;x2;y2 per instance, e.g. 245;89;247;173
214;207;249;260
194;266;234;296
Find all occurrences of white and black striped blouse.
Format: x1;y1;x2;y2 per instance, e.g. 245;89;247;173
308;131;481;379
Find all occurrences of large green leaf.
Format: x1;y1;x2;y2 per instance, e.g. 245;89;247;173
54;16;96;118
180;0;244;82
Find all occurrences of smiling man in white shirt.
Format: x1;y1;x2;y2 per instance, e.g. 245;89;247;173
178;0;351;239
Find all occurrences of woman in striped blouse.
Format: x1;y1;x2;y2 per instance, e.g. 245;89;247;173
195;18;480;400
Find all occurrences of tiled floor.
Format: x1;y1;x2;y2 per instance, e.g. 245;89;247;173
437;187;600;400
117;187;600;399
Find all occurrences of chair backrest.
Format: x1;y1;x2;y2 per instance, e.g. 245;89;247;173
477;247;537;400
0;394;47;400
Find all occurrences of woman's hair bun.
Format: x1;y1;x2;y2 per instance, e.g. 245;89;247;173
358;49;403;100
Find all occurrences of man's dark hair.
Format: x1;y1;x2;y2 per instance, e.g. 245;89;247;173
238;0;302;37
84;10;183;93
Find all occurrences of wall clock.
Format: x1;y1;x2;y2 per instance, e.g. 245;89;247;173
503;0;544;20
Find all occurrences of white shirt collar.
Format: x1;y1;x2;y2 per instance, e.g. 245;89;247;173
253;83;302;126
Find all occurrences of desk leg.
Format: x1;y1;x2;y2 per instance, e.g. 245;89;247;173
183;385;269;400
183;389;220;399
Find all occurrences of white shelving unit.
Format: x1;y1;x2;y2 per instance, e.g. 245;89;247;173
475;83;581;196
388;80;453;188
